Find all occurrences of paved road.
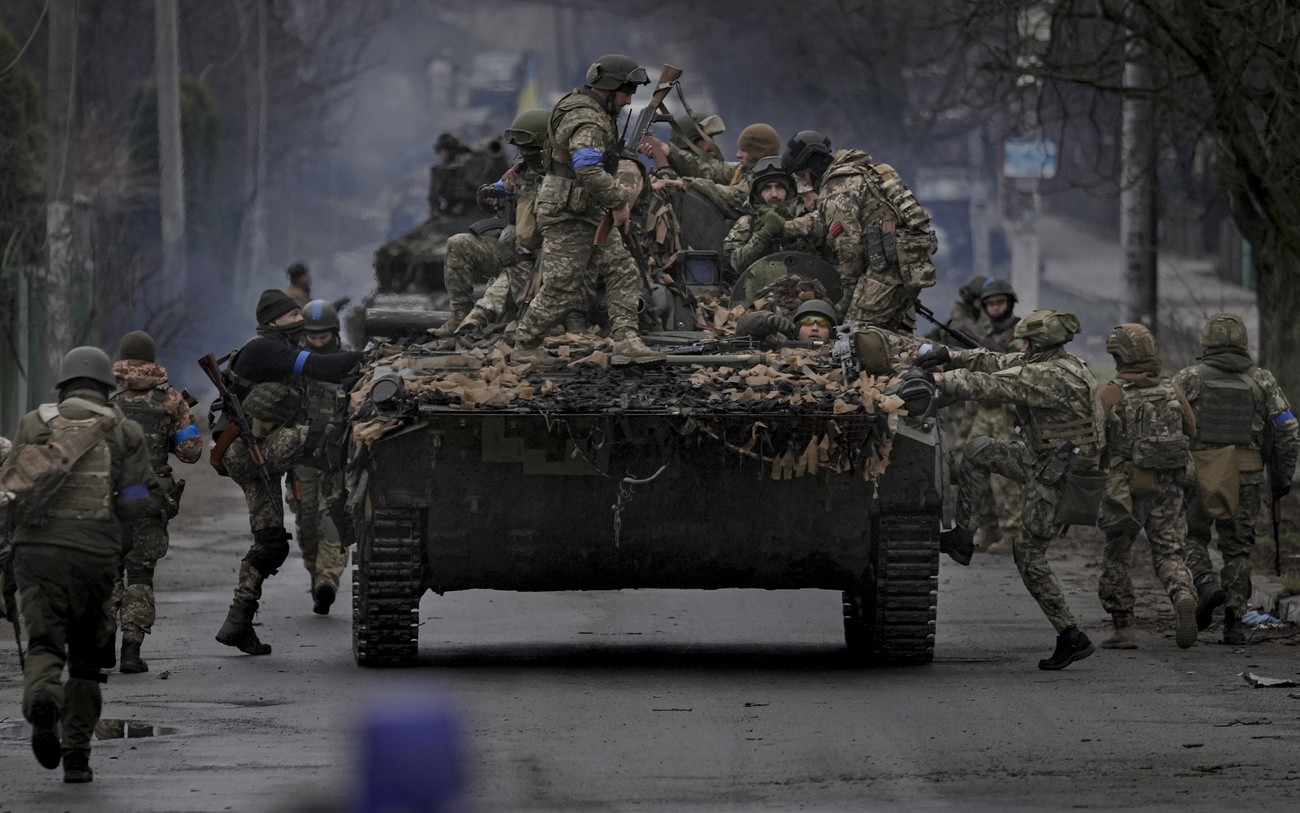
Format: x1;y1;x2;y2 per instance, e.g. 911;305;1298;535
1;463;1298;812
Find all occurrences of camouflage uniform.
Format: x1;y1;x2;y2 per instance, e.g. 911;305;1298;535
666;141;737;186
513;88;640;347
110;359;203;652
290;347;351;598
817;150;938;330
938;335;1101;635
1174;345;1300;619
463;162;546;328
724;198;827;274
968;314;1024;544
442;231;514;316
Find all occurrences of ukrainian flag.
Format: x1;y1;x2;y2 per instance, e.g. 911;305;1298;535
516;52;539;116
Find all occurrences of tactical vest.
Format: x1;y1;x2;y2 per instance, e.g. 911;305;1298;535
1108;379;1190;469
1020;356;1102;458
545;88;615;181
112;385;170;471
38;404;114;522
1193;363;1261;449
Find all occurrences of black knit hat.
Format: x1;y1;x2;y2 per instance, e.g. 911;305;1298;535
119;330;157;362
257;289;300;325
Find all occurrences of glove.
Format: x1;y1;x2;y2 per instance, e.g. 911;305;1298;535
833;296;850;322
475;183;504;213
914;345;952;370
757;209;785;240
767;312;796;338
737;310;793;340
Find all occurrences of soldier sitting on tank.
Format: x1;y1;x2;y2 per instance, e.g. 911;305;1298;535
637;111;728;185
724;156;827;277
640;122;782;219
736;298;838;348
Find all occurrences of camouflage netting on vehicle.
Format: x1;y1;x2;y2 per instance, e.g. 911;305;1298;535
348;335;914;484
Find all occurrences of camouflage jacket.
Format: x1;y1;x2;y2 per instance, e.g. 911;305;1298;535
487;159;545;255
939;346;1103;462
724;199;827;273
1172;347;1300;480
112;359;204;473
536;88;626;226
666;141;737;186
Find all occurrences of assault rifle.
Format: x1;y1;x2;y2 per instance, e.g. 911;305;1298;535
594;64;683;246
1264;421;1290;576
198;353;283;521
915;301;1003;352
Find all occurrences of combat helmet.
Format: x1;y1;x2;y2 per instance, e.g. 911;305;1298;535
1105;323;1157;365
1013;309;1081;348
585;55;650;91
56;346;116;389
675;111;725;143
1200;312;1248;349
782;130;834;185
749;155;796;205
303;299;340;333
792;299;838;325
960;274;991;306
981;277;1018;305
504;108;549;150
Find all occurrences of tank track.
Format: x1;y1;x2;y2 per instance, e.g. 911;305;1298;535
352;508;423;667
843;513;939;664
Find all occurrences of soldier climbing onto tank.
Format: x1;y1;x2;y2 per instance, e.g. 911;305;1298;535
649;111;727;184
212;290;365;656
915;309;1101;670
509;54;665;368
289;301;352;615
782;131;939;332
1173;312;1299;645
724;155;827;276
109;331;203;673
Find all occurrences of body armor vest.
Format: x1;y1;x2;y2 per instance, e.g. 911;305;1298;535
1193;363;1260;449
112;385;169;471
546;89;615;180
1109;379;1189;469
1020;356;1102;458
39;404;114;522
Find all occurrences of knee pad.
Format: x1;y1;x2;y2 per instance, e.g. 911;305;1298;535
245;527;293;577
963;435;996;464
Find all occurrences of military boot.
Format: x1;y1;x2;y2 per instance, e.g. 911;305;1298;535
510;343;560;368
120;640;148;674
432;310;469;337
62;750;92;784
1172;590;1198;649
973;524;999;552
1038;625;1096;670
1101;612;1138;649
216;600;272;656
611;335;666;366
1195;581;1226;631
938;526;974;566
1222;608;1247;646
312;582;336;615
29;691;62;770
986;530;1016;555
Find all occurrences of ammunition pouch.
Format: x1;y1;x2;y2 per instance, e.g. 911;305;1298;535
1131;436;1190;471
155;473;183;520
1036;452;1071;486
854;327;893;376
536;174;590;221
1054;468;1106;526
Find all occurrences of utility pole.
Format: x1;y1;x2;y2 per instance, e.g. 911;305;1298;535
1120;36;1158;333
42;0;78;391
155;0;187;300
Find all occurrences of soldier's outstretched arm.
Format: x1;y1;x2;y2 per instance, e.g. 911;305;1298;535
948;347;1023;373
236;340;364;385
937;366;1062;408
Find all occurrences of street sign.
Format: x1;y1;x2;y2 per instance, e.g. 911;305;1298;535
1003;137;1058;179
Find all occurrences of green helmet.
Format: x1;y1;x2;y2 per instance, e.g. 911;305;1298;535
749;155;796;205
960;274;991;304
1200;312;1248;349
56;346;116;389
504;108;549;149
792;299;838;325
584;54;649;91
981;277;1017;304
303;299;340;333
1013;309;1081;348
1106;323;1157;364
675;111;724;140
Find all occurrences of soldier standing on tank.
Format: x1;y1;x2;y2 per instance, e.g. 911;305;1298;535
8;347;161;782
109;331;203;673
782;131;938;332
1095;324;1200;649
285;262;312;307
214;290;365;655
436;109;551;336
653;111;727;184
509;54;665;367
724;156;827;275
917;310;1100;670
967;279;1024;554
1173;312;1299;644
290;301;352;615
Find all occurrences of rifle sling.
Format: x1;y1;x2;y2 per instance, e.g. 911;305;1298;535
44;400;123;469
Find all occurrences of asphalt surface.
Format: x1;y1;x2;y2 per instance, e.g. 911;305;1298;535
2;461;1299;812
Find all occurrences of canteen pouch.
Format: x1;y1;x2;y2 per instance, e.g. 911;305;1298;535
1054;468;1106;526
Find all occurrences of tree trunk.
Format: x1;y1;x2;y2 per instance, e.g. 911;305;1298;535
155;0;187;300
1253;235;1300;409
41;0;78;391
232;0;268;311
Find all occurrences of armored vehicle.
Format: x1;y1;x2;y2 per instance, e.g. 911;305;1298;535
344;325;948;668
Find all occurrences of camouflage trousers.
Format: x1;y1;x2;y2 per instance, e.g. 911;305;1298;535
467;256;534;325
1184;480;1262;615
224;425;310;533
116;518;170;644
968;404;1022;533
846;275;918;331
958;437;1078;633
290;466;350;591
1096;470;1195;615
515;219;641;346
444;231;513;315
14;546;116;754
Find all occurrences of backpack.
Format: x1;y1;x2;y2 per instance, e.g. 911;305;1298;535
0;398;123;525
866;163;938;289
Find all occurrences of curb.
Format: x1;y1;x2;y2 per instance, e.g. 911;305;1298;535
1248;574;1300;623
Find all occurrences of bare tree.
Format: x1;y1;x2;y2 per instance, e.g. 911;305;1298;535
39;0;78;391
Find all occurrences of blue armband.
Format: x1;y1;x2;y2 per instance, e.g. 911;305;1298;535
173;424;200;444
572;148;604;169
120;484;150;501
493;180;506;195
293;350;310;375
1275;411;1294;425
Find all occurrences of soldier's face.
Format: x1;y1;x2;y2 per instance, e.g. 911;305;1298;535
797;316;833;342
612;88;634;112
305;331;334;348
272;309;303;326
759;182;788;204
985;296;1010;319
736;148;757;168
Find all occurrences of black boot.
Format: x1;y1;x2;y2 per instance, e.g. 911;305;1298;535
939;527;975;566
312;582;336;615
1195;582;1226;631
30;691;62;770
120;640;148;674
62;750;93;783
215;601;272;655
1038;625;1096;670
1223;608;1247;645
